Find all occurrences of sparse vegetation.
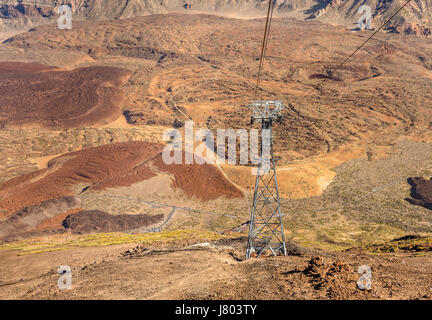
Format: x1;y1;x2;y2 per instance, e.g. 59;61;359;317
0;229;226;255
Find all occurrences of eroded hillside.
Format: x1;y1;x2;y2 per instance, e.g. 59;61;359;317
1;14;432;299
1;0;431;36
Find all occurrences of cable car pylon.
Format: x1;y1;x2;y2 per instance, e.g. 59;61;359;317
246;100;288;259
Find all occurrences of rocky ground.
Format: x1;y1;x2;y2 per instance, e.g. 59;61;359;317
1;236;432;299
1;13;432;299
1;0;431;36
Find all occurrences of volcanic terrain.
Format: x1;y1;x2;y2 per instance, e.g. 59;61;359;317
1;11;432;299
0;62;131;129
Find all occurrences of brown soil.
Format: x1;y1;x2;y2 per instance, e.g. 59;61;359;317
407;177;432;209
154;154;244;201
1;12;432;300
0;141;243;216
34;208;82;232
62;210;164;234
302;256;367;299
0;196;82;239
6;13;431;164
1;237;432;300
2;14;432;164
0;141;162;216
0;62;131;129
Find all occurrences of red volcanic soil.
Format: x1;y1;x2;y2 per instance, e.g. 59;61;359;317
155;155;243;201
0;141;162;216
0;196;82;238
34;207;82;232
0;141;243;217
0;62;131;129
0;201;163;239
62;210;164;234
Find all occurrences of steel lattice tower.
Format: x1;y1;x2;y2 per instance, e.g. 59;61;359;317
246;100;287;259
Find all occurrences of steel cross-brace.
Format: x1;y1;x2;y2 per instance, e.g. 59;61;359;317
246;100;288;259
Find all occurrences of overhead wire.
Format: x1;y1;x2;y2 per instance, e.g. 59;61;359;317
80;0;417;232
296;0;414;106
249;0;426;219
254;0;276;99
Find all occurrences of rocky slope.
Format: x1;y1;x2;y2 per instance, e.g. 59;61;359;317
5;13;431;164
1;0;431;36
309;0;432;36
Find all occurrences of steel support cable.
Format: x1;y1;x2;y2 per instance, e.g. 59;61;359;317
258;1;276;100
251;1;413;156
254;0;275;99
272;0;415;205
295;0;413;107
261;0;417;221
341;4;419;99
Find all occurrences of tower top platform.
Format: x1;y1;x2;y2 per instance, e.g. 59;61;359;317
249;100;287;123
